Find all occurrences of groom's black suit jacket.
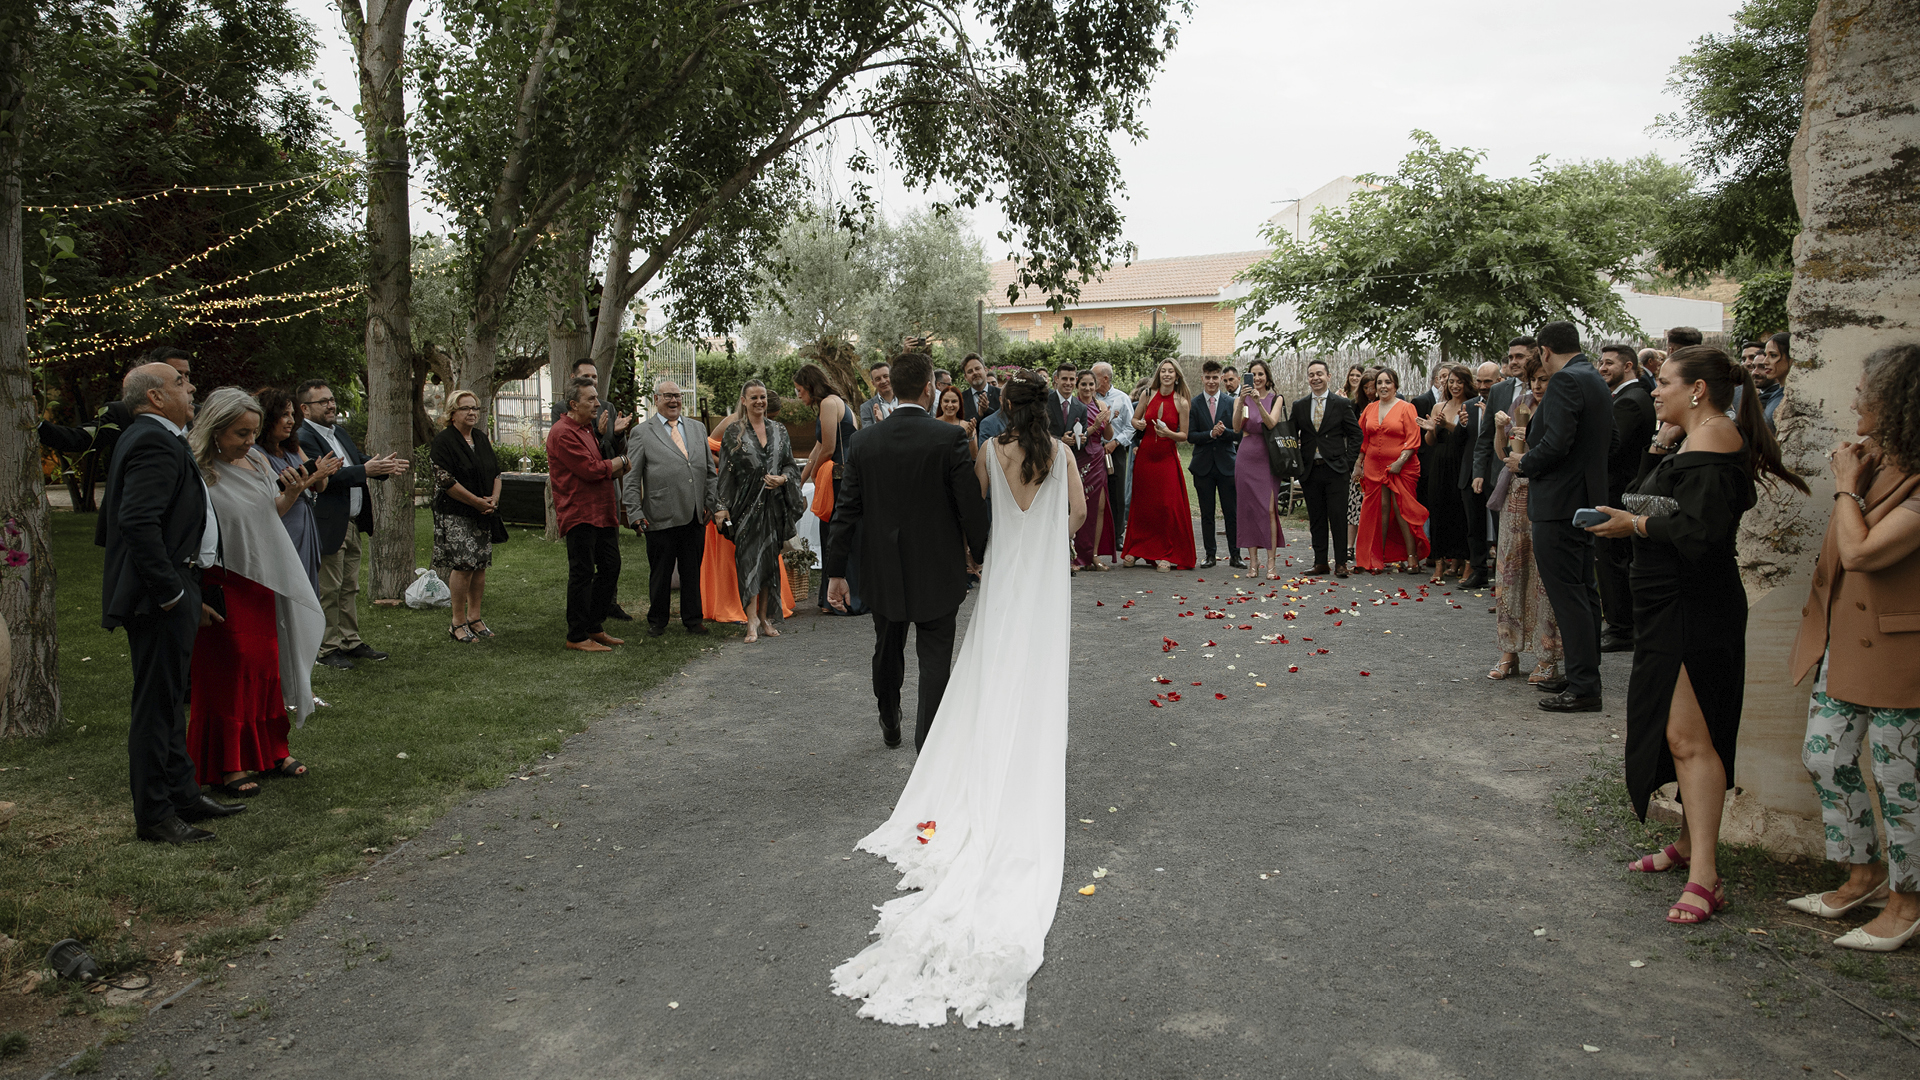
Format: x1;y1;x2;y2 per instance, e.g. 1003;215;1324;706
825;407;990;624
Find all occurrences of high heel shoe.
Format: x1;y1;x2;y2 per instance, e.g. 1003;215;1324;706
1832;913;1920;952
1786;880;1890;918
449;623;477;643
1486;658;1518;681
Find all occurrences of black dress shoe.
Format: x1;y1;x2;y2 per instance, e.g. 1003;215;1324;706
684;622;709;635
1228;557;1247;570
343;644;389;661
879;711;903;749
1459;572;1489;590
1538;691;1603;713
1533;676;1569;694
1198;558;1217;569
1309;563;1332;576
1600;633;1634;653
647;624;667;637
607;605;635;621
176;794;247;822
317;652;354;670
138;817;215;845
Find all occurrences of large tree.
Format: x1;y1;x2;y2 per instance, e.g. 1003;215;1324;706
1652;0;1819;281
1236;133;1684;366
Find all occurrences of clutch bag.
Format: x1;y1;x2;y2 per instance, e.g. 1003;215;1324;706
1622;493;1679;518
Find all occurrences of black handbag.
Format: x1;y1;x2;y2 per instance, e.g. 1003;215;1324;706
487;513;510;545
1261;413;1304;482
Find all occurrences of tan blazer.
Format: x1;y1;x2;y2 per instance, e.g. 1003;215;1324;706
1791;448;1920;708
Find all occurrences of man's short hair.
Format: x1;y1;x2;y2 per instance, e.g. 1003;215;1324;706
570;357;596;374
962;353;982;366
869;359;891;373
1508;336;1537;350
122;365;172;409
1090;361;1114;377
1200;359;1223;374
1306;358;1330;374
1666;326;1704;349
1742;341;1764;353
146;346;190;364
889;352;934;400
1535;321;1581;356
295;379;331;404
1054;361;1077;376
1222;365;1239;376
567;375;598;405
934;368;952;383
1599;344;1638;370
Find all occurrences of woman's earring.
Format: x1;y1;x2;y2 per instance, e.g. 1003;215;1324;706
1689;393;1700;408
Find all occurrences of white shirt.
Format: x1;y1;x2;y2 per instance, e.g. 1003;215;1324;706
1098;387;1135;447
872;396;898;422
305;418;361;518
146;414;220;608
1612;379;1635;398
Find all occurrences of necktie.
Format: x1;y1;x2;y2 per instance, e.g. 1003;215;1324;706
1312;395;1325;428
667;419;686;457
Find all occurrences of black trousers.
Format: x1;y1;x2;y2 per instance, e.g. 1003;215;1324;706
1595;531;1634;637
563;523;621;642
1531;519;1604;699
1193;469;1237;558
1301;460;1348;566
1462;482;1491;569
1107;445;1131;545
125;588;205;826
871;610;958;751
643;520;705;629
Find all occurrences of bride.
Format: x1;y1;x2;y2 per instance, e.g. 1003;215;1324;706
831;369;1087;1028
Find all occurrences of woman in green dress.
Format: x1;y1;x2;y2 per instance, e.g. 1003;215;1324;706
718;380;805;643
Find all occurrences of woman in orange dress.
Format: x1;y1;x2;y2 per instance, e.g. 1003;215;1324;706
1354;368;1430;573
698;395;794;623
1121;359;1197;572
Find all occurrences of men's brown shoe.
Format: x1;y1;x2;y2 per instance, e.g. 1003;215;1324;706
588;631;625;647
1309;563;1332;576
1334;563;1350;578
565;639;613;652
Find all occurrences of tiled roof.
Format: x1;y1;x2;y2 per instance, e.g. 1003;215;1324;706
985;250;1272;308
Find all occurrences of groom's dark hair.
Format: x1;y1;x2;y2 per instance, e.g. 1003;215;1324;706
889;352;934;400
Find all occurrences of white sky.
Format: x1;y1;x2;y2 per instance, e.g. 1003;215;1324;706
293;0;1740;265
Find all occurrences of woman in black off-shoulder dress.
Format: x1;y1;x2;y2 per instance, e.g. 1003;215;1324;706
1586;345;1807;927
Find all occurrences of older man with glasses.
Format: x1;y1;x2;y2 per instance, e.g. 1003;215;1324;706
622;381;717;637
295;380;409;670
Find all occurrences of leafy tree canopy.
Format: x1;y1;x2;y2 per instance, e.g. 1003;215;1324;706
1651;0;1818;281
1236;132;1678;367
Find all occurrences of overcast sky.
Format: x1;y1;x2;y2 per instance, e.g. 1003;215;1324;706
293;0;1742;263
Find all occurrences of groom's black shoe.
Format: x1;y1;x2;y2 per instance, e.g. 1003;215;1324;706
879;709;902;749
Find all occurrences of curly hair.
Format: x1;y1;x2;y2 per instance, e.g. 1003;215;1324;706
1861;343;1920;474
994;368;1057;486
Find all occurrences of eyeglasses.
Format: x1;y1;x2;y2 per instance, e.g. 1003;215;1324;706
305;397;337;407
657;393;682;400
454;406;479;412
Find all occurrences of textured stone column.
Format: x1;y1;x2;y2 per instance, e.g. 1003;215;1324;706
1724;0;1920;854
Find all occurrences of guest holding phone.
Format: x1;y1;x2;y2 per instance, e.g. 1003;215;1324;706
255;386;340;593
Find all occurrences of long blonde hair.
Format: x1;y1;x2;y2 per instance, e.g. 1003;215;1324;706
188;387;264;484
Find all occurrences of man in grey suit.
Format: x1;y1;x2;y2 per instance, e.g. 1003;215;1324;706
622;380;717;637
858;360;898;427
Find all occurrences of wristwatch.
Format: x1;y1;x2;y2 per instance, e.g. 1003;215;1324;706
1835;490;1868;515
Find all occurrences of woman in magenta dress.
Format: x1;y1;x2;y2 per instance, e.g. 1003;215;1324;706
1069;370;1116;569
1121;359;1197;572
1231;359;1290;579
1354;368;1431;573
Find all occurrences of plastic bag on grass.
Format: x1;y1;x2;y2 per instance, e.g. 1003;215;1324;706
404;567;452;609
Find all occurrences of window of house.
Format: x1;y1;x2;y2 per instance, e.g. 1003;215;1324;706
1173;322;1203;356
1006;329;1028;342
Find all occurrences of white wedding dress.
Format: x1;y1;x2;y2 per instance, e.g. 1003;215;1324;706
830;441;1073;1029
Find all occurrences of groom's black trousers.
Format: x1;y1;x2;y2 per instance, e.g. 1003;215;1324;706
871;611;958;751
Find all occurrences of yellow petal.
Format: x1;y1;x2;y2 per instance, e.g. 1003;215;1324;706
1078;884;1097;895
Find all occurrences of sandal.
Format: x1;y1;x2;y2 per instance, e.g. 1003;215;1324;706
211;775;261;798
1628;843;1690;874
449;623;477;643
1154;561;1171;573
1487;658;1518;681
466;619;494;639
266;757;308;779
1527;661;1561;685
1667;879;1725;924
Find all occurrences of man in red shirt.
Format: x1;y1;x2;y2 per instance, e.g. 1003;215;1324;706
547;376;631;652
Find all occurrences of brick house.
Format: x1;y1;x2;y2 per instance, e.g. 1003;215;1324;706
984;250;1270;357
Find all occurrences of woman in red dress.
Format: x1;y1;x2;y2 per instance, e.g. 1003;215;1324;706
1121;359;1197;572
1354;369;1431;573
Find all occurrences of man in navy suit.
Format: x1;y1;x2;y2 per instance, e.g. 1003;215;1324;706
1510;322;1613;713
1188;359;1242;569
296;380;409;670
97;362;247;843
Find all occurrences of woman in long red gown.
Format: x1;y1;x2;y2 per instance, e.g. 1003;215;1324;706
1354;368;1431;573
1121;359;1197;572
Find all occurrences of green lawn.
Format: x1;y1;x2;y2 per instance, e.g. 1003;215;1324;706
0;508;722;988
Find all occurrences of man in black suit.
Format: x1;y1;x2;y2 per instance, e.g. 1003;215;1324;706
1289;358;1361;576
1595;344;1657;651
1474;337;1535;559
825;352;991;751
296;380;409;670
1510;322;1613;713
1188;359;1242;569
958;353;999;422
1045;362;1088;437
97;363;247;844
1457;361;1501;589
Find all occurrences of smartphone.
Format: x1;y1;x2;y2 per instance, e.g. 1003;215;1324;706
1571;508;1609;528
275;457;321;492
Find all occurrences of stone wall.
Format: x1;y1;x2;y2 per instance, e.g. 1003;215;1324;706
1725;0;1920;855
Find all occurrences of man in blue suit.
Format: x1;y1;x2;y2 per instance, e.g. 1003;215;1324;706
1187;360;1242;569
296;380;410;670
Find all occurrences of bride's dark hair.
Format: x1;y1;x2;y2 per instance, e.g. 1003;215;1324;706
995;368;1056;485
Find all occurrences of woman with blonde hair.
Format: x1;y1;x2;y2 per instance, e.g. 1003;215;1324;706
430;390;504;642
699;383;796;625
186;388;327;793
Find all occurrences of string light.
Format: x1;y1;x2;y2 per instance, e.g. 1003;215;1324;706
61;187;328;304
22;168;352;214
31;290;365;365
43;234;358;315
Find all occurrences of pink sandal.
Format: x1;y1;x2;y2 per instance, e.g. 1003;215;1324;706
1627;844;1690;874
1666;879;1725;924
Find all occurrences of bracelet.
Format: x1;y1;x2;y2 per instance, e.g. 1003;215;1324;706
1835;490;1868;515
1633;515;1648;538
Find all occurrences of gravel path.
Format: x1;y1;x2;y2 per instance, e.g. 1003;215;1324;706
83;526;1917;1079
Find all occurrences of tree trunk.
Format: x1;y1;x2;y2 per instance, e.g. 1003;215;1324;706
344;0;418;603
0;28;61;737
588;182;639;378
458;317;501;433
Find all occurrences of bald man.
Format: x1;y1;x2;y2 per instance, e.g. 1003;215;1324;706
622;380;716;636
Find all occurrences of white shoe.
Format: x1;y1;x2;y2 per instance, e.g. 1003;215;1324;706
1832;914;1920;952
1785;882;1890;918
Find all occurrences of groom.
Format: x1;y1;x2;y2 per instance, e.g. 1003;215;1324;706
826;351;991;750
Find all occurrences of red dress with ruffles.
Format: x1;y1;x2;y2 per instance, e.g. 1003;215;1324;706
1355;397;1431;570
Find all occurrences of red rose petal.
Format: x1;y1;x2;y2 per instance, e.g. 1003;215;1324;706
1360;671;1371;676
1288;665;1299;672
1150;699;1163;708
1095;600;1105;606
1191;681;1203;686
1166;692;1182;702
1333;620;1343;626
1213;693;1226;700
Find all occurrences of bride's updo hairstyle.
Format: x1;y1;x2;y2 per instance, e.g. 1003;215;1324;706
995;368;1056;485
1664;344;1807;493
